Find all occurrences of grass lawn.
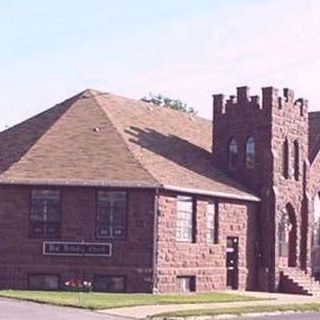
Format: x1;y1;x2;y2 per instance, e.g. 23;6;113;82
156;303;320;318
0;290;260;310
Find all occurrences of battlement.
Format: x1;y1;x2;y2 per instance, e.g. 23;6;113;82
213;86;308;117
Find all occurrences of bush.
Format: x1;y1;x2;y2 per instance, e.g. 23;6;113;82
64;278;92;293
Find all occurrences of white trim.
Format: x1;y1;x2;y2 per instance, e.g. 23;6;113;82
0;178;161;188
162;184;260;202
0;180;259;202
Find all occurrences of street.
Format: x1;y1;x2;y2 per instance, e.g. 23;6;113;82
0;298;130;320
1;297;320;320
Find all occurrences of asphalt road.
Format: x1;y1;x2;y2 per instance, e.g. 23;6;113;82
2;297;320;320
0;298;131;320
240;312;320;320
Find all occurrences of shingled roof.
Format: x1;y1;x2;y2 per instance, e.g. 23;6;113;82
0;89;259;201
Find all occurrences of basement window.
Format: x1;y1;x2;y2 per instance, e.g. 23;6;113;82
93;275;126;292
28;274;59;290
177;276;195;292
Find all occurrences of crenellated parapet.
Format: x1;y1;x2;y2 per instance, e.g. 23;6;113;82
212;84;312;291
213;86;308;118
212;84;309;193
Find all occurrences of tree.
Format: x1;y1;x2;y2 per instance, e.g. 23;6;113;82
141;93;196;114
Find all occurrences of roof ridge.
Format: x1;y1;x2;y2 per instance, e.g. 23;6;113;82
91;94;161;185
92;93;258;200
82;88;211;123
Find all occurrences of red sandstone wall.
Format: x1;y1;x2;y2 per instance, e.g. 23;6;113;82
155;190;257;293
213;87;310;292
270;89;309;282
213;87;272;192
0;185;155;292
308;153;320;273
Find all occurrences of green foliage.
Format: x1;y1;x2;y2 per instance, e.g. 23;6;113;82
141;93;196;114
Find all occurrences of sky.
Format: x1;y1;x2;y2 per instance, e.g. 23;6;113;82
1;0;320;129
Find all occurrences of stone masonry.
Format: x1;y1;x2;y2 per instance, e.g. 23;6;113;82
213;86;311;291
0;86;320;294
0;185;155;292
154;190;257;292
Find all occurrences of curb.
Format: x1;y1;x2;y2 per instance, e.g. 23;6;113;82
151;310;319;320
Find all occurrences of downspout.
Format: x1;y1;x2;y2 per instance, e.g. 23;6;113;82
152;188;159;293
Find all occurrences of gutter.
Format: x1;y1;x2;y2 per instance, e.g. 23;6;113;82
0;179;260;202
162;184;260;202
0;178;161;189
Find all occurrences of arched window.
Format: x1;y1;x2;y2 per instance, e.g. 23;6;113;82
283;139;289;179
294;140;299;181
228;138;238;170
245;136;255;169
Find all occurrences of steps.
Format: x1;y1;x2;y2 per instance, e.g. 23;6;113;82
280;268;320;296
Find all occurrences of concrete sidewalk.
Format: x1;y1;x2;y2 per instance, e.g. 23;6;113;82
98;291;320;319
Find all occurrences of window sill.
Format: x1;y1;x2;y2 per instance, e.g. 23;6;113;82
29;236;61;240
176;241;196;244
95;237;126;242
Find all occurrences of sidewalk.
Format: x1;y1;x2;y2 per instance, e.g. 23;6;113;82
98;291;320;319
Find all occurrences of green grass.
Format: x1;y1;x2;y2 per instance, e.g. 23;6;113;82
0;290;260;310
156;303;320;318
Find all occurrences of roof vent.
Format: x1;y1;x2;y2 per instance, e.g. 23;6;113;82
93;127;100;133
81;91;92;99
189;115;196;122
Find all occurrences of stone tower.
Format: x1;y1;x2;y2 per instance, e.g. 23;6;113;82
213;86;310;291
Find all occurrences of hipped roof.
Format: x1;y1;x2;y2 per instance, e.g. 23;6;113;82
0;89;259;201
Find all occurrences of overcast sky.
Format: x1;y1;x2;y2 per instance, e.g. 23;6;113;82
1;0;320;129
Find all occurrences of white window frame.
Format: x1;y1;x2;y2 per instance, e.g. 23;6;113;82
207;201;216;243
176;195;194;243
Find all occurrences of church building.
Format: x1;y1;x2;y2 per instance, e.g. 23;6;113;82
0;86;319;294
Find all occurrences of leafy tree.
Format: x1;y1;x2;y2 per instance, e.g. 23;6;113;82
141;93;196;114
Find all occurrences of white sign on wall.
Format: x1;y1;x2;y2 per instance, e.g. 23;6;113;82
42;241;112;257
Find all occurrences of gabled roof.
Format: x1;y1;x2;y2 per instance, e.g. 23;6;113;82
0;89;259;201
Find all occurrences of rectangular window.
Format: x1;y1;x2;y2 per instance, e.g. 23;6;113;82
30;190;61;238
177;276;195;292
28;274;59;290
207;201;217;243
96;191;127;239
93;275;126;292
176;196;194;242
